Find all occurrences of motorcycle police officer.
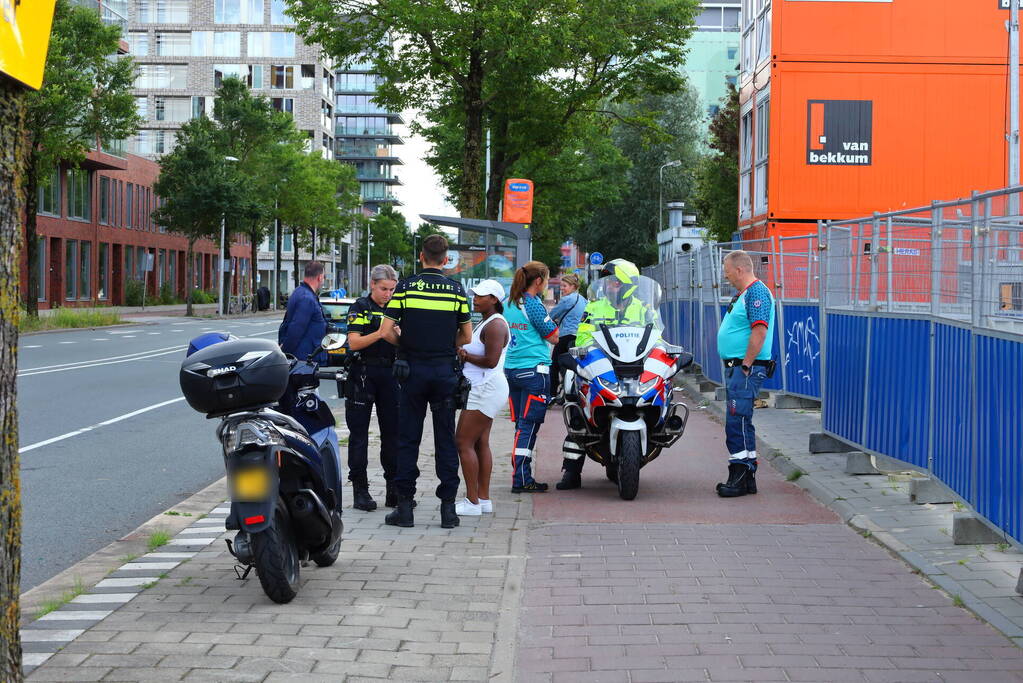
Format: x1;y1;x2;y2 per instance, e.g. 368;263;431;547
344;264;401;511
378;234;472;529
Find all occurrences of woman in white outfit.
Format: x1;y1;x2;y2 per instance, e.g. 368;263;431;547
455;279;510;516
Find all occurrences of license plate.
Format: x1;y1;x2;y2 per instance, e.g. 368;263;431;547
232;468;270;501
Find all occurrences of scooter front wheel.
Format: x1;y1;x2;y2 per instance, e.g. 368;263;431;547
251;502;300;603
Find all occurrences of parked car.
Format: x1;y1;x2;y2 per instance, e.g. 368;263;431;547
319;296;356;365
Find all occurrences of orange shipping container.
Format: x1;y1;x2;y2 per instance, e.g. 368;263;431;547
765;61;1016;222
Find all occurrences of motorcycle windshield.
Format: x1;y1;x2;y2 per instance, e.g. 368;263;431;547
587;274;664;335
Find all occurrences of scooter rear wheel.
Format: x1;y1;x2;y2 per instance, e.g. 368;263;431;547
251;502;300;603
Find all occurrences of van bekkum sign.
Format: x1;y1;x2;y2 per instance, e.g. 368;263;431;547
806;100;873;166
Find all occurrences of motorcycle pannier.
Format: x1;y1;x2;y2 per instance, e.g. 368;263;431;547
179;338;290;416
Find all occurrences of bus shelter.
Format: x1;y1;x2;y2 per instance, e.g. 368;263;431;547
419;215;532;295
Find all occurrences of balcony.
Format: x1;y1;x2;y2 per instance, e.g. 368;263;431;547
335;126;403;143
357;173;402;185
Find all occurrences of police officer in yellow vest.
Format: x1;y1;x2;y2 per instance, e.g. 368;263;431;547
558;259;659;490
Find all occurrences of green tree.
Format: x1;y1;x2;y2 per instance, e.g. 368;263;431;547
575;88;704;267
0;75;26;683
22;0;140;315
692;83;739;244
289;0;699;219
153;118;245;316
360;206;412;274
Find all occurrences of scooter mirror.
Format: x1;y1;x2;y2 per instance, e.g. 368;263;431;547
321;333;347;351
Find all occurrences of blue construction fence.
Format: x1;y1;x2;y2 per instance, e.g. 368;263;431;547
646;193;1023;544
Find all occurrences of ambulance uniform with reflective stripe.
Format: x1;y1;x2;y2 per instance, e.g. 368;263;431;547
504;293;558;489
384;269;471;501
345;296;399;490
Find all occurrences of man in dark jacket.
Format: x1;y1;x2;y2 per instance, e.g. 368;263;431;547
279;261;328;362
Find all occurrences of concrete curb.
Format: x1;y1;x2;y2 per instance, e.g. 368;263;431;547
678;375;1023;647
20;477;227;619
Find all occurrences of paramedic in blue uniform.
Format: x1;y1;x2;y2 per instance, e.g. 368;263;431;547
379;235;472;529
716;250;776;498
344;264;400;512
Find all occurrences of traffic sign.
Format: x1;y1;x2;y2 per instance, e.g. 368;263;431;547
589;252;604;266
0;0;58;90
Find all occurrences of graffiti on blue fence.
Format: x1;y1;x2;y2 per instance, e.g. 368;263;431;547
785;313;820;386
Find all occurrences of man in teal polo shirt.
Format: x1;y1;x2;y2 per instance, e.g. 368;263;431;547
716;250;775;497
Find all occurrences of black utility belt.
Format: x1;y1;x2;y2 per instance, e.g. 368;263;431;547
724;358;776;377
354;357;394;368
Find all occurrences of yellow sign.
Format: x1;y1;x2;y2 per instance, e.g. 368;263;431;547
1;0;58;90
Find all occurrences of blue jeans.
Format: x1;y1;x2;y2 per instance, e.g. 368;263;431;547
505;367;550;487
724;365;768;459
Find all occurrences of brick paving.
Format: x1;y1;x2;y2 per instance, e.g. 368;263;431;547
24;389;1023;681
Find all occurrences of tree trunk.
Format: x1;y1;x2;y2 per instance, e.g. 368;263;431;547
0;75;26;683
458;46;485;219
274;221;282;307
248;230;258;297
292;227;300;288
185;239;194;317
23;154;38;317
310;227;317;261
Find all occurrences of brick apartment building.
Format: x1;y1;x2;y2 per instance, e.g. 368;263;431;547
21;146;251;310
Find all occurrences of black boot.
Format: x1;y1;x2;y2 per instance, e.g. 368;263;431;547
716;461;756;498
384;497;414;527
556;458;584;490
440;499;459;529
353;485;377;511
385;482;397;508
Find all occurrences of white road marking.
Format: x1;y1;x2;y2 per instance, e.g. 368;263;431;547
95;577;158;588
71;593;137;604
147;332;161;335
58;341;75;345
91;338;110;341
108;330;142;335
122;335;136;338
38;610;112;621
23;344;41;349
18;398;186;453
20;629;85;642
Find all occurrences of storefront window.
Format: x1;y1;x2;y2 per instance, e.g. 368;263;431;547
98;243;109;300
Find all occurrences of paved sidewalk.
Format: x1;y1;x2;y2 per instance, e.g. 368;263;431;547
680;373;1023;649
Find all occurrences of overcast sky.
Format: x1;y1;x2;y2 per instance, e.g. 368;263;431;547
395;110;456;228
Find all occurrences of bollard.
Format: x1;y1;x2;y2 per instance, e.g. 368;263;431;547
844;452;881;475
809;432;854;453
909;478;953;505
952;513;1005;545
773;394;821;410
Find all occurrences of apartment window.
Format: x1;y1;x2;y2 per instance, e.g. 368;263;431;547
727;46;737;61
724;7;740;31
158;249;166;286
754;95;769;214
270;97;294;114
99;176;110;224
248;32;295;57
155;31;189;55
65;240;77;300
127;183;133;227
136;64;188;89
192;95;212;118
98;243;109;300
67;168;91;221
214;64;244;88
38;167;61;216
283;231;293;252
79;242;91;299
126;31;149;55
135;96;149;119
136;0;188;23
270;0;293;24
125;246;134;282
36;236;46;302
756;10;771;64
192;31;241;57
336;94;382;114
247;64;265;88
301;64;315;89
214;0;263;24
739;105;753;219
271;64;294;89
155;96;190;122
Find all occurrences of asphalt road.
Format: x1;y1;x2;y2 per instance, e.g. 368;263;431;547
17;314;283;591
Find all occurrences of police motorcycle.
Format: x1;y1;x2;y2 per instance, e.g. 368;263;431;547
179;333;347;603
559;274;692;500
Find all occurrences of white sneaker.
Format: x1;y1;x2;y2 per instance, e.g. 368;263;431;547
478;498;493;513
455;498;482;516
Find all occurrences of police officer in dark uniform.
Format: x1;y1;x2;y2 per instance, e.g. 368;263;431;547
344;264;401;512
378;234;472;529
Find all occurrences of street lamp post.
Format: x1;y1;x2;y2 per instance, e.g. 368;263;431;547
658;160;683;238
219;155;239;316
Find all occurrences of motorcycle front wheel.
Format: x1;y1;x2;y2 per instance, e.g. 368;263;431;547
251;502;300;603
616;431;642;500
